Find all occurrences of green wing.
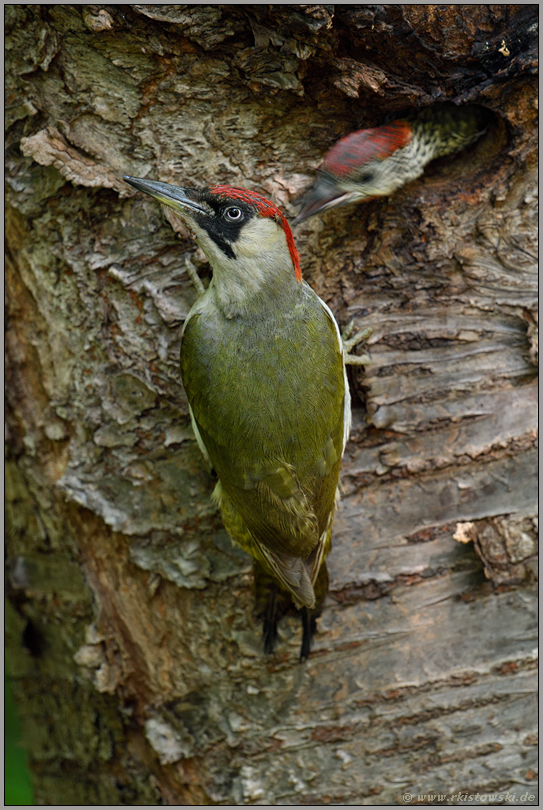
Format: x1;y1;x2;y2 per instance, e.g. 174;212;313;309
181;285;346;572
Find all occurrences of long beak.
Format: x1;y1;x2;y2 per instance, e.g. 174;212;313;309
123;176;208;216
293;175;353;224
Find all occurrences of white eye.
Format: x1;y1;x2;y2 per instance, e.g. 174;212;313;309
224;207;243;221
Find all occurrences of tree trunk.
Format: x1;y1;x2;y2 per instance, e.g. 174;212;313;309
5;5;538;805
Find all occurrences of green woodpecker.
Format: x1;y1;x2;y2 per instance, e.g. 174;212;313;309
125;176;356;659
294;104;491;221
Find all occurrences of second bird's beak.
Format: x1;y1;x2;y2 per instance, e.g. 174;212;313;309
124;176;208;217
293;175;352;224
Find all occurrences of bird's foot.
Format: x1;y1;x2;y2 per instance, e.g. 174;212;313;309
184;252;206;296
299;607;317;662
342;321;372;366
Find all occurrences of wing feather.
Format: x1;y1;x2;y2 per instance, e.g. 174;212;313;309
181;282;347;576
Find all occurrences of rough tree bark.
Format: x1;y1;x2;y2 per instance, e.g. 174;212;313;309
5;5;538;806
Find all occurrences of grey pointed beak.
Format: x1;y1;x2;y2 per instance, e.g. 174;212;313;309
124;176;209;216
293;175;354;224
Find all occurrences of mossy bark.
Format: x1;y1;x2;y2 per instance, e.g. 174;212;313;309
5;5;537;805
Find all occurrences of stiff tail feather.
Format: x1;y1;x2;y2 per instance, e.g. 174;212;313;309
253;560;329;661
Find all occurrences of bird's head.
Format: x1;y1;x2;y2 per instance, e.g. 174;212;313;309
294;121;413;223
125;177;301;315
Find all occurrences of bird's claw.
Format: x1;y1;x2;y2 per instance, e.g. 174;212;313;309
341;321;372;366
184;252;206;296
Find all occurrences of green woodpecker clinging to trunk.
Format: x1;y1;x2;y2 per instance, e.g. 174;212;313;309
124;177;366;660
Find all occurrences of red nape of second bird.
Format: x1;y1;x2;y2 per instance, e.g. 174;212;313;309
322;121;413;177
210;185;302;282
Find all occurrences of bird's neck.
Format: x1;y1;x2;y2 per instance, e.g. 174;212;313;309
411;104;490;161
207;239;301;319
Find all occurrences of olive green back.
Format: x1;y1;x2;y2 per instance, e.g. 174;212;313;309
180;281;346;559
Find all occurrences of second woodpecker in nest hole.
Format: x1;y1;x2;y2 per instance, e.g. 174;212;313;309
294;104;492;222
